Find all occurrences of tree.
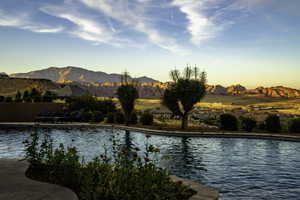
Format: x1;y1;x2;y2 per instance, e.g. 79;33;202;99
265;114;281;133
116;72;139;126
220;114;238;131
42;91;57;102
15;91;22;102
23;90;30;102
162;66;207;129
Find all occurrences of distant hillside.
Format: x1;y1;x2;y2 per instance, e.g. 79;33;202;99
10;66;159;84
0;77;87;97
0;77;60;96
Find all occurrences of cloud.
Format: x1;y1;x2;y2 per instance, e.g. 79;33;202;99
0;10;64;33
171;0;222;45
79;0;189;55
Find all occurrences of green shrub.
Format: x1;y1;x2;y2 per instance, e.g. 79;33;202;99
81;111;93;122
129;112;138;125
106;112;115;123
114;112;125;124
265;114;281;133
24;130;196;200
5;97;13;102
0;96;4;102
219;114;238;131
288;118;300;133
240;116;256;132
33;96;42;103
91;111;104;123
140;112;154;125
258;122;266;130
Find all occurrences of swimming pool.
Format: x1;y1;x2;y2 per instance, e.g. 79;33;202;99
1;127;300;200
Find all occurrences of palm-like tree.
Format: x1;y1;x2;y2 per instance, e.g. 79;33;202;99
162;66;207;129
117;72;139;126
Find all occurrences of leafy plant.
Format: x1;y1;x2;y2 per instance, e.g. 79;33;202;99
117;72;139;126
114;111;125;124
130;112;138;125
162;66;206;129
140;112;154;125
240;116;256;132
219;114;238;131
24;130;196;200
106;112;115;123
5;96;13;102
265;114;281;133
91;111;104;123
288;117;300;133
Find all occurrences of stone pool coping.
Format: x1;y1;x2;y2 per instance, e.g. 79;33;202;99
0;158;219;200
0;158;78;200
1;122;300;142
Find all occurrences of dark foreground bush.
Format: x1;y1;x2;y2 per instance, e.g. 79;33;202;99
130;112;138;125
140;112;154;125
24;131;196;200
106;112;115;123
91;111;104;123
114;112;125;124
288;118;300;133
265;115;281;133
240;117;257;132
219;114;238;131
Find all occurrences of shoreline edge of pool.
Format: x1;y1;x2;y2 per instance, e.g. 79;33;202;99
1;122;300;142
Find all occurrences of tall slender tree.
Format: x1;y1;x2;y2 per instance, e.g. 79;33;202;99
162;66;207;129
117;72;139;126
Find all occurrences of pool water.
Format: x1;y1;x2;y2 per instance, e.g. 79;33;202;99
1;127;300;200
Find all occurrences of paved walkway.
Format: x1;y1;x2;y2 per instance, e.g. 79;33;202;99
0;159;78;200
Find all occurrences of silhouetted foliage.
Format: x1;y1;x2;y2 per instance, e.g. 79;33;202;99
288;118;300;133
114;111;125;124
30;88;41;99
106;112;115;123
140;112;154;125
68;96;116;115
15;91;22;102
240;116;257;132
5;96;13;102
220;114;238;131
42;91;56;102
130;112;138;125
91;111;104;123
162;66;206;129
117;72;139;126
81;111;93;122
0;96;4;102
23;90;30;102
265;114;281;133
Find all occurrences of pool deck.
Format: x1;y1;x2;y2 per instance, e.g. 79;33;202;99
0;158;78;200
1;122;300;142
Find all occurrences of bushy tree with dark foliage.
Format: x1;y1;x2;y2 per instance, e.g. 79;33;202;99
116;72;139;126
265;114;281;133
220;114;238;131
162;66;206;129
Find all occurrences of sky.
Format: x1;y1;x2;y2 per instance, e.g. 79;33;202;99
0;0;299;89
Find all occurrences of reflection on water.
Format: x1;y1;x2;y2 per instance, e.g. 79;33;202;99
1;127;300;200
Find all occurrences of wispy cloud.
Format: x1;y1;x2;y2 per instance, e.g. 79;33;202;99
171;0;223;45
79;0;189;55
0;10;63;33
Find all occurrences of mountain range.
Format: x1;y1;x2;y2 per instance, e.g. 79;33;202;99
3;66;300;98
10;66;158;84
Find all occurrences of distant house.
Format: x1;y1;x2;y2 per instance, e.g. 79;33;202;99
0;73;9;78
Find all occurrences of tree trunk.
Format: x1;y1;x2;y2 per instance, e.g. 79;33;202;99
181;113;188;129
